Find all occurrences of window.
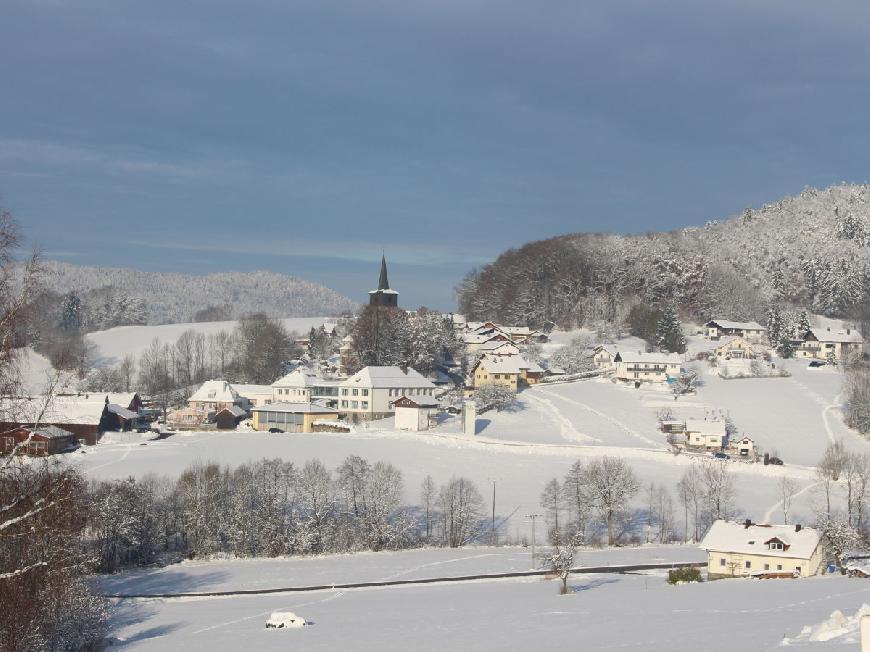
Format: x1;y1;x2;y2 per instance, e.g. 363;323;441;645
745;561;751;569
341;389;348;396
352;388;358;396
795;566;801;575
341;400;348;408
362;401;369;409
768;541;784;551
351;401;358;409
719;558;726;567
777;565;782;571
764;564;769;571
362;389;369;396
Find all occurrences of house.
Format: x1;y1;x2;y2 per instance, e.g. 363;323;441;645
0;393;144;445
471;354;544;390
697;336;758;360
187;380;248;413
393;395;439;431
214;405;247;430
797;327;864;361
704;320;767;343
701;520;824;579
1;425;78;456
271;369;341;407
232;384;274;408
339;366;437;421
684;419;728;450
251;402;340;432
613;351;681;383
592;345;621;370
730;435;755;458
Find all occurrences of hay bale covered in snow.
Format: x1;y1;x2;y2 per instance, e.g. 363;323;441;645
266;611;307;629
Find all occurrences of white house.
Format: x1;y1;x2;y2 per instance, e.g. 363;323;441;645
339;366;437;421
613;351;681;383
231;384;274;408
701;520;824;579
704;319;767;343
393;395;439;431
684;419;728;449
730;435;755;458
187;380;249;413
797;327;864;361
272;369;341;407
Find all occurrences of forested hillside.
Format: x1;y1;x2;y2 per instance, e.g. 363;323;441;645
457;184;870;328
37;262;359;325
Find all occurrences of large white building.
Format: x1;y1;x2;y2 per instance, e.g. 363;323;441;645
339;366;437;421
613;351;681;383
271;369;341;407
797;327;864;361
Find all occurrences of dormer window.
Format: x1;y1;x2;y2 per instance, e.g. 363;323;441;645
769;541;784;551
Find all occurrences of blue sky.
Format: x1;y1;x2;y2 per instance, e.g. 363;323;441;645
3;1;870;310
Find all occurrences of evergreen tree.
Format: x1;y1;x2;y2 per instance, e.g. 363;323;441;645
60;292;82;333
826;349;838;367
766;306;783;345
797;310;812;335
655;306;686;354
777;336;796;359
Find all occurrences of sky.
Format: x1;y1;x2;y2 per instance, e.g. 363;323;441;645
3;0;870;311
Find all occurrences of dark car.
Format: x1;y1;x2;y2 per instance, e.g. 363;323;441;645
713;452;729;460
268;427;284;434
808;360;826;368
768;456;784;465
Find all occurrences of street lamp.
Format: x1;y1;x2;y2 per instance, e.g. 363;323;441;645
525;513;542;569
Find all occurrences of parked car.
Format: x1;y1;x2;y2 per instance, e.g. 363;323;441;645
808;360;826;368
713;452;729;460
768;456;784;465
268;427;284;434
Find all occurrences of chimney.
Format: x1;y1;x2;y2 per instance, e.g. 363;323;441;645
400;365;408;375
744;519;752;529
847;329;851;335
795;524;802;532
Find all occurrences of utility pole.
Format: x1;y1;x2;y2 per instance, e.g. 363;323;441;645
525;513;542;569
488;477;497;545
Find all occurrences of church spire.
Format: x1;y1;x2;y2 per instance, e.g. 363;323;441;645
377;254;390;290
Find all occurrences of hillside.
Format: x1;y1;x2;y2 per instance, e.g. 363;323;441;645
457;184;870;328
38;261;359;325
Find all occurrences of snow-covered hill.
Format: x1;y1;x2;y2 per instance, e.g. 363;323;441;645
38;261;358;324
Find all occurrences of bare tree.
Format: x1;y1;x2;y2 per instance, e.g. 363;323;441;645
699;460;735;531
778;476;799;525
817;441;849;516
677;463;703;542
546;533;581;595
562;461;590;542
420;475;436;541
584;456;640;546
119;353;136;392
438;477;484;548
540;478;563;544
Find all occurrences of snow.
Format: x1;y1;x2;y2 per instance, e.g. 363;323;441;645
265;611;306;628
86;318;331;367
784;603;870;644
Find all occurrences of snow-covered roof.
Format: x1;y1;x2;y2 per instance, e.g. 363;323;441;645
342;366;435;390
476;340;519;352
476;354;543;374
700;520;821;560
706;319;767;331
189;380;238;403
614;351;682;364
501;326;533;335
807;327;864;344
108;404;138;420
31;425;75;440
684;419;727;436
272;369;341;388
252;402;338;414
232;383;275;397
0;394;134;426
368;288;399;295
393;395;440;408
216;405;247;418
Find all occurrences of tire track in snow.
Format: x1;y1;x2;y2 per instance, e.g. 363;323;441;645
523;391;600;443
538;388;661;449
762;480;820;524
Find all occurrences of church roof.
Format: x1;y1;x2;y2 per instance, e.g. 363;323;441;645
377;254;390;290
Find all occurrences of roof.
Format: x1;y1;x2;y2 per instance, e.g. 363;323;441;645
476;354;543;374
806;327;864;344
342;366;436;390
700;520;821;560
684;419;727;436
215;405;247;418
252;402;338;414
614;351;682;364
0;394;135;426
108;404;138;420
232;384;274;397
30;425;75;440
272;369;340;388
476;340;520;352
189;380;238;403
393;395;440;408
706;319;767;331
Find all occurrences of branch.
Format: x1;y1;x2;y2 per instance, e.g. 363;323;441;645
0;561;47;581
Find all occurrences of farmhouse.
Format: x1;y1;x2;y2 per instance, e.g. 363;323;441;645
1;425;78;456
392;395;439;431
471;354;544;390
797;327;864;361
704;319;767;343
613;351;681;383
251;402;339;433
339;366;436;421
684;419;728;450
701;520;824;579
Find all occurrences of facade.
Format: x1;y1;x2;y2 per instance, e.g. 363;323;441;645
471;354;544;390
797;327;864;361
701;520;824;579
705;320;768;343
1;425;77;456
613;351;681;383
271;369;341;407
699;336;757;360
730;435;755;458
368;255;399;308
251;402;339;433
339;366;436;421
684;419;727;449
232;384;274;408
393;395;439;431
187;380;247;412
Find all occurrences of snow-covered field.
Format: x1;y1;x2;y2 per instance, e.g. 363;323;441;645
103;555;870;651
86;317;331;367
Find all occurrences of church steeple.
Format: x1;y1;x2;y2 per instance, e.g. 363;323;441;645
368;254;399;307
377;254;390;290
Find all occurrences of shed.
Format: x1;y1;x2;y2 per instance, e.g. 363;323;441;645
214;405;247;430
393;395;439;432
1;425;77;456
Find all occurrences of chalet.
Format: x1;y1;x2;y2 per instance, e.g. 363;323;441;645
613;351;681;383
697;336;758;360
471;354;544;390
704;320;767;343
272;369;341;407
339;366;436;421
0;393;143;445
701;520;824;579
214;406;247;430
392;395;439;432
797;327;864;361
1;425;77;456
684;419;728;450
251;402;340;432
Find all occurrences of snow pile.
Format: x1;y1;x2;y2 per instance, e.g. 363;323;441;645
783;603;870;644
265;611;307;629
99;431;157;445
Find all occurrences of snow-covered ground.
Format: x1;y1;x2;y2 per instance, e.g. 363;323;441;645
86;317;331;367
104;559;870;651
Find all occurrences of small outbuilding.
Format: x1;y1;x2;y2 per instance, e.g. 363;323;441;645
393;395;439;432
1;425;78;456
213;405;247;430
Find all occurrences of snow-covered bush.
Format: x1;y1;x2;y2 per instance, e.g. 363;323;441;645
667;567;702;584
266;611;307;629
474;384;518;413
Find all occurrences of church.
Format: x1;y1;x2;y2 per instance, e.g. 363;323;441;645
368;255;399;307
